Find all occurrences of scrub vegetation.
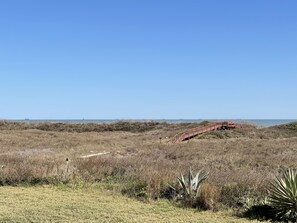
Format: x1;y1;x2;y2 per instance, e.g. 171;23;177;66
0;120;296;222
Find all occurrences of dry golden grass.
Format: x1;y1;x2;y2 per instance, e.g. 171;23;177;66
0;185;267;223
0;121;296;208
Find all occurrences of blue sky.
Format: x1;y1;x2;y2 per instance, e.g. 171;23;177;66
0;0;296;119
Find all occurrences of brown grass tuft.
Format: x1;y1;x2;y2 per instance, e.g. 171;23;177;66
0;121;297;210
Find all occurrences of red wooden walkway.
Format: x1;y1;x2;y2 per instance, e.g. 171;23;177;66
172;122;237;143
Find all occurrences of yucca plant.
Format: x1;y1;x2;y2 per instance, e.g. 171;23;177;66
170;168;208;206
269;168;297;222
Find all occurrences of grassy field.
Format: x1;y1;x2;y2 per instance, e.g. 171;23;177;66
0;184;265;223
0;121;296;221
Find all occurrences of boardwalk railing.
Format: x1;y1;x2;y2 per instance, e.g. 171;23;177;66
172;122;237;143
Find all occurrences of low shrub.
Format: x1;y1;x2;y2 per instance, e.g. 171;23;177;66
219;183;265;209
197;183;220;211
0;155;71;186
269;168;297;222
121;178;148;201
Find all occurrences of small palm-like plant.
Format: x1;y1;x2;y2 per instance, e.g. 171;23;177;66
170;168;208;206
269;168;297;222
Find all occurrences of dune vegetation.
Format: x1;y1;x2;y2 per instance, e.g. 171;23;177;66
0;121;296;222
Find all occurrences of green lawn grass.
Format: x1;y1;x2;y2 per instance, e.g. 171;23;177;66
0;184;265;223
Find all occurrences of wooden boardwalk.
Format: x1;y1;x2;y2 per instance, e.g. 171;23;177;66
172;122;237;143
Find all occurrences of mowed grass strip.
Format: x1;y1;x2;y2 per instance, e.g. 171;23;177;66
0;185;262;223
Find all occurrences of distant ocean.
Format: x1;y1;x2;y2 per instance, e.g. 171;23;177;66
8;119;297;127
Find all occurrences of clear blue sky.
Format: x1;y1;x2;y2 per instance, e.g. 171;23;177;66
1;0;296;119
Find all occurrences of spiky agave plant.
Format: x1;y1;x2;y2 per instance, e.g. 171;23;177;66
170;168;208;205
269;168;297;222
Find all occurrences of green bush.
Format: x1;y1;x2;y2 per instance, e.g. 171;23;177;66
220;184;259;209
269;168;297;222
121;179;148;201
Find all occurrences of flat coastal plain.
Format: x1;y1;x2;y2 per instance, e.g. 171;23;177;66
0;121;296;222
